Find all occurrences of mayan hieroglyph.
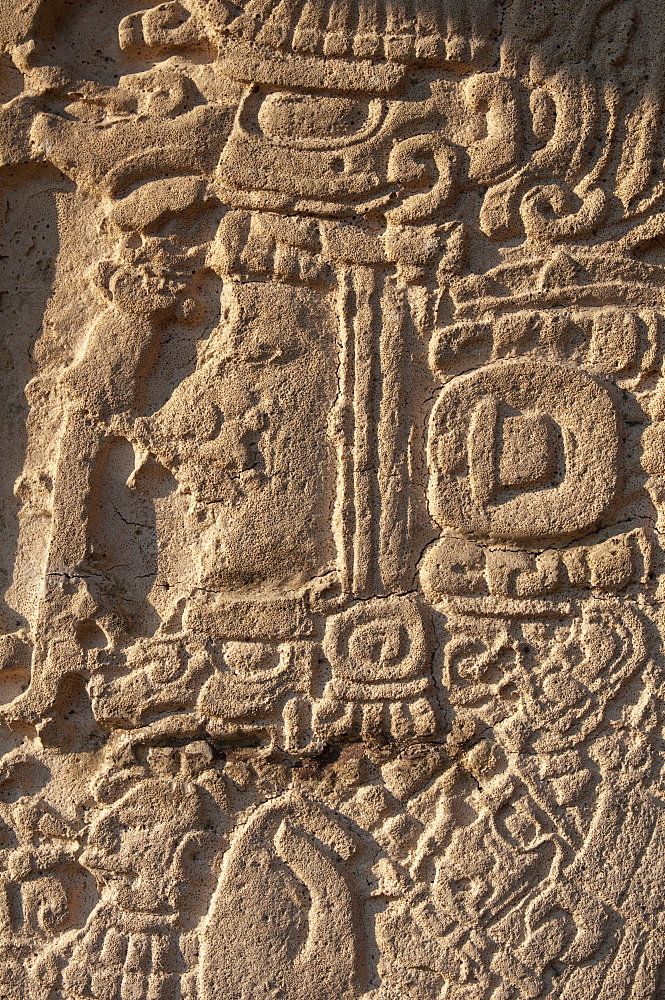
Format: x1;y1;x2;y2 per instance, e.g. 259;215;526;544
1;1;665;997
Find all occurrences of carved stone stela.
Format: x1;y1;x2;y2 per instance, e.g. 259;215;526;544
2;1;665;997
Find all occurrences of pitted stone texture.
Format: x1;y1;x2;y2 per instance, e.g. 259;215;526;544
1;2;665;999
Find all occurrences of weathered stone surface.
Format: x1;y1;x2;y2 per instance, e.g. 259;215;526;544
1;1;665;997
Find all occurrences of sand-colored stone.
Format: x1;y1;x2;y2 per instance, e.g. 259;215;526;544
0;1;665;997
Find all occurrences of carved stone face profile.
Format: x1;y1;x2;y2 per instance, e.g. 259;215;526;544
129;277;339;593
80;778;213;916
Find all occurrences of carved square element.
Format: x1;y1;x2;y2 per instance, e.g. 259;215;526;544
499;412;558;490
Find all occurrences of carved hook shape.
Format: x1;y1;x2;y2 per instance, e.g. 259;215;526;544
520;182;609;243
200;792;363;1000
387;133;457;225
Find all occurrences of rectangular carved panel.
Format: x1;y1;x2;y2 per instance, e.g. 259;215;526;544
1;2;665;998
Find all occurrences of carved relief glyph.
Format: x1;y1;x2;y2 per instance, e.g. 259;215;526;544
1;1;665;997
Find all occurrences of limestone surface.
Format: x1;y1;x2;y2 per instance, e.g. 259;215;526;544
1;1;665;998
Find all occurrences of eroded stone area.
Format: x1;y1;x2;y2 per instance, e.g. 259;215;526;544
1;2;665;998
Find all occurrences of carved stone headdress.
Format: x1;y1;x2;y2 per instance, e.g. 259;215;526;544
120;0;499;90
